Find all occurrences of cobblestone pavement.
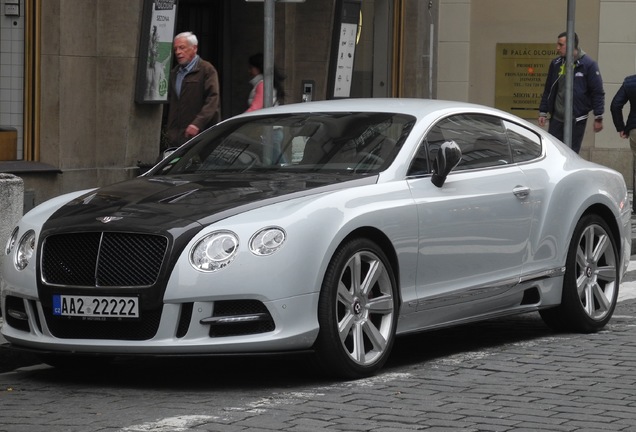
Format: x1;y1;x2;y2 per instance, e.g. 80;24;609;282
1;296;636;432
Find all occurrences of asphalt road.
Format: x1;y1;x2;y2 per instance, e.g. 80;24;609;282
1;262;636;431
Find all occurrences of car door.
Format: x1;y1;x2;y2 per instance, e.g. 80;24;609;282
406;113;534;316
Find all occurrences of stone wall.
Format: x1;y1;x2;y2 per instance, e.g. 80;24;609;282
0;173;23;279
32;0;162;205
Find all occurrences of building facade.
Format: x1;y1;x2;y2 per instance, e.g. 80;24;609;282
0;0;635;209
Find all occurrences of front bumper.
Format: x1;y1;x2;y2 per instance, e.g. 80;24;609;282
0;292;320;355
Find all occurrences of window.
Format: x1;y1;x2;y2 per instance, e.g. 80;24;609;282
432;114;511;171
408;113;515;177
505;121;542;163
155;112;414;176
0;1;40;161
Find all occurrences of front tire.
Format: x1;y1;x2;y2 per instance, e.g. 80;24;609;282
540;214;619;332
314;238;398;379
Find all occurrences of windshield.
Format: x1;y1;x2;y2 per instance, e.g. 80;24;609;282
152;112;415;176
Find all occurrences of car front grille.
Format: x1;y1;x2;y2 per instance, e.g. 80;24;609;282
44;307;163;340
41;232;168;287
38;232;169;340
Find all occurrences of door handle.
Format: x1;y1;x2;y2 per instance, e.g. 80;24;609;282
512;186;530;199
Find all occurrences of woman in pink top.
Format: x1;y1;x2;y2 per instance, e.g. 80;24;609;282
246;53;286;112
246;53;288;164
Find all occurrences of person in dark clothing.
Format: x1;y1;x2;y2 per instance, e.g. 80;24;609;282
164;32;220;148
610;74;636;159
538;32;605;154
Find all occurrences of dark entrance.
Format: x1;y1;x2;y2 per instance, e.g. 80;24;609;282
175;0;223;75
172;0;230;118
167;0;265;120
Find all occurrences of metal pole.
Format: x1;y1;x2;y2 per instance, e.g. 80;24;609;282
563;0;575;148
428;1;434;98
263;0;275;108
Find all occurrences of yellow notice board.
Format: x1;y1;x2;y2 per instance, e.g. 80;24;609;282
495;43;557;119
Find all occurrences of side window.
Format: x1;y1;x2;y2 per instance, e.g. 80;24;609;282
407;141;431;176
425;114;511;172
505;121;542;162
406;126;444;176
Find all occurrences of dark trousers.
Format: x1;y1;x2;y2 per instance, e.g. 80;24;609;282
548;118;588;154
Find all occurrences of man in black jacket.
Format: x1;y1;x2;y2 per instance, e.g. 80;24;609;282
538;32;605;154
611;73;636;213
610;74;636;158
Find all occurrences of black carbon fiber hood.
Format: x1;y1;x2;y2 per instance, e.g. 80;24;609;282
42;172;377;233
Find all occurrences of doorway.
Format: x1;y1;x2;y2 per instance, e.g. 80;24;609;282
349;0;393;98
175;0;223;69
174;0;232;118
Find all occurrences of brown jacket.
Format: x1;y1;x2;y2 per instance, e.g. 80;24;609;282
165;56;220;147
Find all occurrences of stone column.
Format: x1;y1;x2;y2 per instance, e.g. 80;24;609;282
0;173;24;276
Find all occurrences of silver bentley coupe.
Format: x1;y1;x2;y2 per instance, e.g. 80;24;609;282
1;99;631;378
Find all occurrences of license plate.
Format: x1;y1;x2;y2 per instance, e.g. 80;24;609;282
52;295;139;319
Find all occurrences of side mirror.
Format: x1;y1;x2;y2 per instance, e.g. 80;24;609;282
431;140;462;187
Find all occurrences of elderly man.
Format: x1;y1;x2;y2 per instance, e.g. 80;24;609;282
164;31;220;148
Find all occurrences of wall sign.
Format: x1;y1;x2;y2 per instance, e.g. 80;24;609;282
328;0;361;99
495;43;557;119
135;0;179;104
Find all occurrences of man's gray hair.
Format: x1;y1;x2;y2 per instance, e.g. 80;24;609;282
174;31;198;47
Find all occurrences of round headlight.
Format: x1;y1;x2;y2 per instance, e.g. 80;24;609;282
5;226;18;255
190;231;239;272
14;230;36;271
249;227;286;256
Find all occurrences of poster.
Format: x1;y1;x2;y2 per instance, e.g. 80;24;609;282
333;23;358;98
494;43;557;118
135;0;179;104
328;0;361;99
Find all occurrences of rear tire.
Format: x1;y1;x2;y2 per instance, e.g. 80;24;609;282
314;238;398;379
540;214;619;332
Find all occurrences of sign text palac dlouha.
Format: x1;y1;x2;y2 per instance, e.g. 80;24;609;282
495;43;558;119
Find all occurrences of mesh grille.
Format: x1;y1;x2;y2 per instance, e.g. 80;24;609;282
42;233;101;286
42;232;168;287
44;308;163;340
